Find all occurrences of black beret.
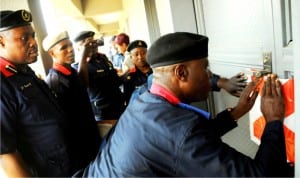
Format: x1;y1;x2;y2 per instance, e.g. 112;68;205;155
0;10;32;32
127;40;147;52
73;31;95;42
146;32;208;68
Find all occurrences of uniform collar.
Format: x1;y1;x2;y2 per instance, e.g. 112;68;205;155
129;66;153;76
0;57;18;77
150;83;210;120
52;63;72;75
150;83;180;105
129;66;136;73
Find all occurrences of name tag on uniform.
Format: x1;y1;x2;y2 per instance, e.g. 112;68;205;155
20;82;32;90
96;69;104;73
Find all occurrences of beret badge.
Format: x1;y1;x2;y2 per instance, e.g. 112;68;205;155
0;9;32;32
21;10;31;22
127;40;147;52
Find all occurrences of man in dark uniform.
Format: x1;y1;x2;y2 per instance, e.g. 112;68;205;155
0;10;83;177
81;32;291;177
124;40;246;106
42;31;101;173
121;40;152;105
72;31;125;121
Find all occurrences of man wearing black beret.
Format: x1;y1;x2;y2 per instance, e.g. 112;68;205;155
121;40;152;105
73;31;95;42
81;32;290;177
0;10;89;177
0;10;32;31
72;30;125;121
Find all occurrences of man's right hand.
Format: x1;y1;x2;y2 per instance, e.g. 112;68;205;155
261;74;285;122
0;152;31;177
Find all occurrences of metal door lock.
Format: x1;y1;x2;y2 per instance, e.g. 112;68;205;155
250;52;272;78
262;51;272;74
254;70;270;77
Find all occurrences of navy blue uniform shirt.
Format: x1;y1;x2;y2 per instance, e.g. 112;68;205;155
72;53;125;120
82;83;289;177
46;63;101;172
0;57;74;176
121;66;152;105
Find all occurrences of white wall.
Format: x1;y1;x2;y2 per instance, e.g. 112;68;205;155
154;0;198;35
0;0;29;10
292;0;300;175
168;0;197;33
121;0;151;45
154;0;174;35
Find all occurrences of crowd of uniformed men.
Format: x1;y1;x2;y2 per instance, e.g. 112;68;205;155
0;9;294;177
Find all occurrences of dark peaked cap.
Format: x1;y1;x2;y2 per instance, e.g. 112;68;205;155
146;32;208;68
127;40;147;52
0;10;32;32
73;31;95;42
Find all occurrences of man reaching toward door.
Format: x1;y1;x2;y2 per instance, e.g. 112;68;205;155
79;32;291;177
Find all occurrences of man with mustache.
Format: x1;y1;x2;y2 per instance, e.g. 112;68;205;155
0;10;97;177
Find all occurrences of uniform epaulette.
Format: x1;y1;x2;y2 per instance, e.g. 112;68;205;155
0;57;17;77
128;67;136;73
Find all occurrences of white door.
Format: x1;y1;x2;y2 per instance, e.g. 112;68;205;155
195;0;294;158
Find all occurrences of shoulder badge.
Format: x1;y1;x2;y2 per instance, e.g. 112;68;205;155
0;57;17;77
129;67;136;73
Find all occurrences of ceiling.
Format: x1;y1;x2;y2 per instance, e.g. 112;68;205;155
49;0;124;36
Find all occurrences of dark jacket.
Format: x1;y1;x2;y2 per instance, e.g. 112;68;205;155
1;58;73;176
121;66;152;105
72;53;125;120
46;64;101;172
81;84;289;177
